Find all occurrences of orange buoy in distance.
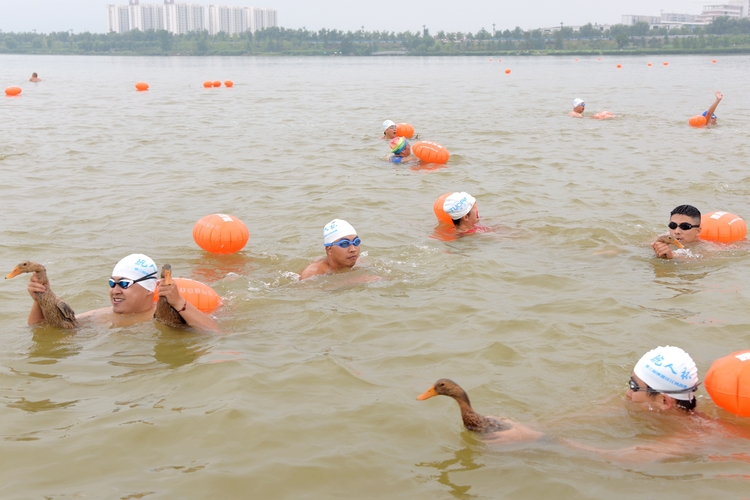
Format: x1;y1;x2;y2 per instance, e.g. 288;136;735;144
433;193;455;225
663;61;669;66
647;62;652;67
616;64;622;68
699;211;747;243
224;80;234;87
5;87;22;96
412;141;450;164
705;350;750;417
688;115;707;128
396;123;415;139
153;278;222;313
193;213;250;254
135;82;149;91
203;81;213;88
505;68;511;74
712;59;717;63
212;80;221;87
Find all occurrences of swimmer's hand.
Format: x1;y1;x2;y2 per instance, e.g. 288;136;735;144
27;274;47;301
652;240;674;259
715;91;723;101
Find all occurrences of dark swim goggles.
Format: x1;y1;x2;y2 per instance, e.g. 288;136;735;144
629;377;700;394
109;271;157;289
325;237;361;248
668;222;700;231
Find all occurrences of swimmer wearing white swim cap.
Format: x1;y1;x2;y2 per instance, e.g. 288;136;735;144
299;219;362;280
628;346;700;411
383;120;397;140
443;192;480;233
569;98;585;118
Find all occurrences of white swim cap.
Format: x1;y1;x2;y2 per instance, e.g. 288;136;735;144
323;219;357;245
573;98;585;108
443;192;476;220
111;254;158;292
633;346;699;401
382;119;396;132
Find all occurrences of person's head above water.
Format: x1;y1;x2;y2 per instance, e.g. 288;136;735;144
383;119;397;140
629;345;699;411
443;192;479;230
668;204;702;244
702;110;717;124
573;98;585;113
390;136;409;155
109;253;159;314
323;218;360;269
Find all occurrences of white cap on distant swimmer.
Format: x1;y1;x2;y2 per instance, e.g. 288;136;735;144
633;345;699;401
573;98;585;108
383;119;396;132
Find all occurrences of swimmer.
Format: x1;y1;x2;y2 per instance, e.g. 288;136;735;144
29;72;41;82
652;204;701;259
299;219;361;280
569;98;585;117
701;91;723;125
627;345;699;412
444;192;480;234
25;254;219;331
386;137;416;164
382;119;397;140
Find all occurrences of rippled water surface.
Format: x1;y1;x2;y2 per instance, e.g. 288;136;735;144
2;54;750;498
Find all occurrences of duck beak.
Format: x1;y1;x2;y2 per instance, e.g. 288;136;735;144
5;266;22;279
672;239;684;248
417;386;438;400
163;268;173;286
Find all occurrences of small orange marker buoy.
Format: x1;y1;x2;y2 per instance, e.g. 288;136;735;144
574;58;578;62
212;80;221;87
4;87;22;96
224;80;234;88
489;58;492;62
712;59;717;63
498;59;501;62
616;64;622;68
597;57;601;61
135;82;149;91
203;81;212;88
663;61;668;66
504;68;511;74
193;213;250;255
647;62;652;66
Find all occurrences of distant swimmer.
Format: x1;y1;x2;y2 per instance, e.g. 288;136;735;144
386;137;417;164
651;205;702;259
702;91;723;125
569;97;614;119
24;254;218;331
299;219;361;280
382;119;397;140
443;192;486;235
29;72;41;82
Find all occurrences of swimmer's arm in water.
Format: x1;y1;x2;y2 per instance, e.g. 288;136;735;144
299;259;330;281
562;438;686;463
651;240;674;259
705;91;723;123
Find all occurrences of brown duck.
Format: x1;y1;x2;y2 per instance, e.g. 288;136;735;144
417;379;542;443
6;261;77;329
154;264;187;328
656;235;684;248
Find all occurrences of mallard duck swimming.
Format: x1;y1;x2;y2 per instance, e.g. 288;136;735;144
417;378;542;443
656;235;684;248
6;261;77;329
154;264;187;328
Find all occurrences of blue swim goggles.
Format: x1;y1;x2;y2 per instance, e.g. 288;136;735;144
109;271;157;289
325;237;361;249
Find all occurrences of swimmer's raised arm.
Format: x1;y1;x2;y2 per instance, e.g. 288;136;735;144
705;91;722;125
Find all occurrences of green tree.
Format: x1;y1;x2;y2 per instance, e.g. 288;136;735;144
5;36;17;49
158;30;173;52
615;33;629;48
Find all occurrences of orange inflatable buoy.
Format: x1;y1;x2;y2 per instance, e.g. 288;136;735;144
504;68;511;74
712;59;717;63
699;211;747;243
203;81;213;88
663;62;669;66
688;115;707;128
433;193;454;225
212;80;221;87
5;87;22;96
647;62;652;67
153;278;222;313
224;80;234;87
616;64;622;68
412;141;450;164
193;213;250;254
396;123;415;139
705;350;750;417
135;82;149;91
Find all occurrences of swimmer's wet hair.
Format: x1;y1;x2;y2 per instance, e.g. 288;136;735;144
671;205;701;222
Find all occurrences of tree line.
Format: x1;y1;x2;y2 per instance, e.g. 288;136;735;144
2;17;750;56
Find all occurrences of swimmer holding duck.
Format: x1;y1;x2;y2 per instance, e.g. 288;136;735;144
652;205;702;259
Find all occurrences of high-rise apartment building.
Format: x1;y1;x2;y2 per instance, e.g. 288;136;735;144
107;1;278;35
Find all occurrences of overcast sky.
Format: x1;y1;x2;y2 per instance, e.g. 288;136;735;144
1;1;707;34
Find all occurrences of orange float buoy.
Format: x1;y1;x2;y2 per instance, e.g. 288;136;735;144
224;80;233;87
688;115;707;128
616;64;622;68
504;68;511;74
212;80;221;87
663;61;669;66
574;58;578;62
5;87;22;96
712;59;717;63
135;82;149;91
203;81;213;88
412;141;450;164
705;350;750;417
489;59;492;62
433;193;454;225
647;62;652;67
396;123;415;139
498;59;501;62
193;213;250;254
153;277;222;313
597;57;601;61
699;211;747;243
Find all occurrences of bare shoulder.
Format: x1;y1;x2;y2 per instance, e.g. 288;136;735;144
299;258;331;281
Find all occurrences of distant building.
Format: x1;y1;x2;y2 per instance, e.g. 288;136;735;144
701;4;744;21
106;1;279;35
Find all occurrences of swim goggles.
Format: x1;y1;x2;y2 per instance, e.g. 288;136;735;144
325;237;361;249
109;271;157;289
629;377;700;394
668;222;699;231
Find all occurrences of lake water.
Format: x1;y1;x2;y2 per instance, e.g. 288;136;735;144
2;54;750;498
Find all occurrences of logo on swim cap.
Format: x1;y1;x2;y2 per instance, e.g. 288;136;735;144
573;98;585;108
443;192;477;219
633;345;699;401
323;219;357;245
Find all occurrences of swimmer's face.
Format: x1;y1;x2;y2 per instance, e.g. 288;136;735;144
709;116;717;125
109;276;155;314
625;372;653;403
325;234;360;269
465;203;479;226
573;105;584;114
400;143;411;156
668;214;701;244
384;126;397;140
